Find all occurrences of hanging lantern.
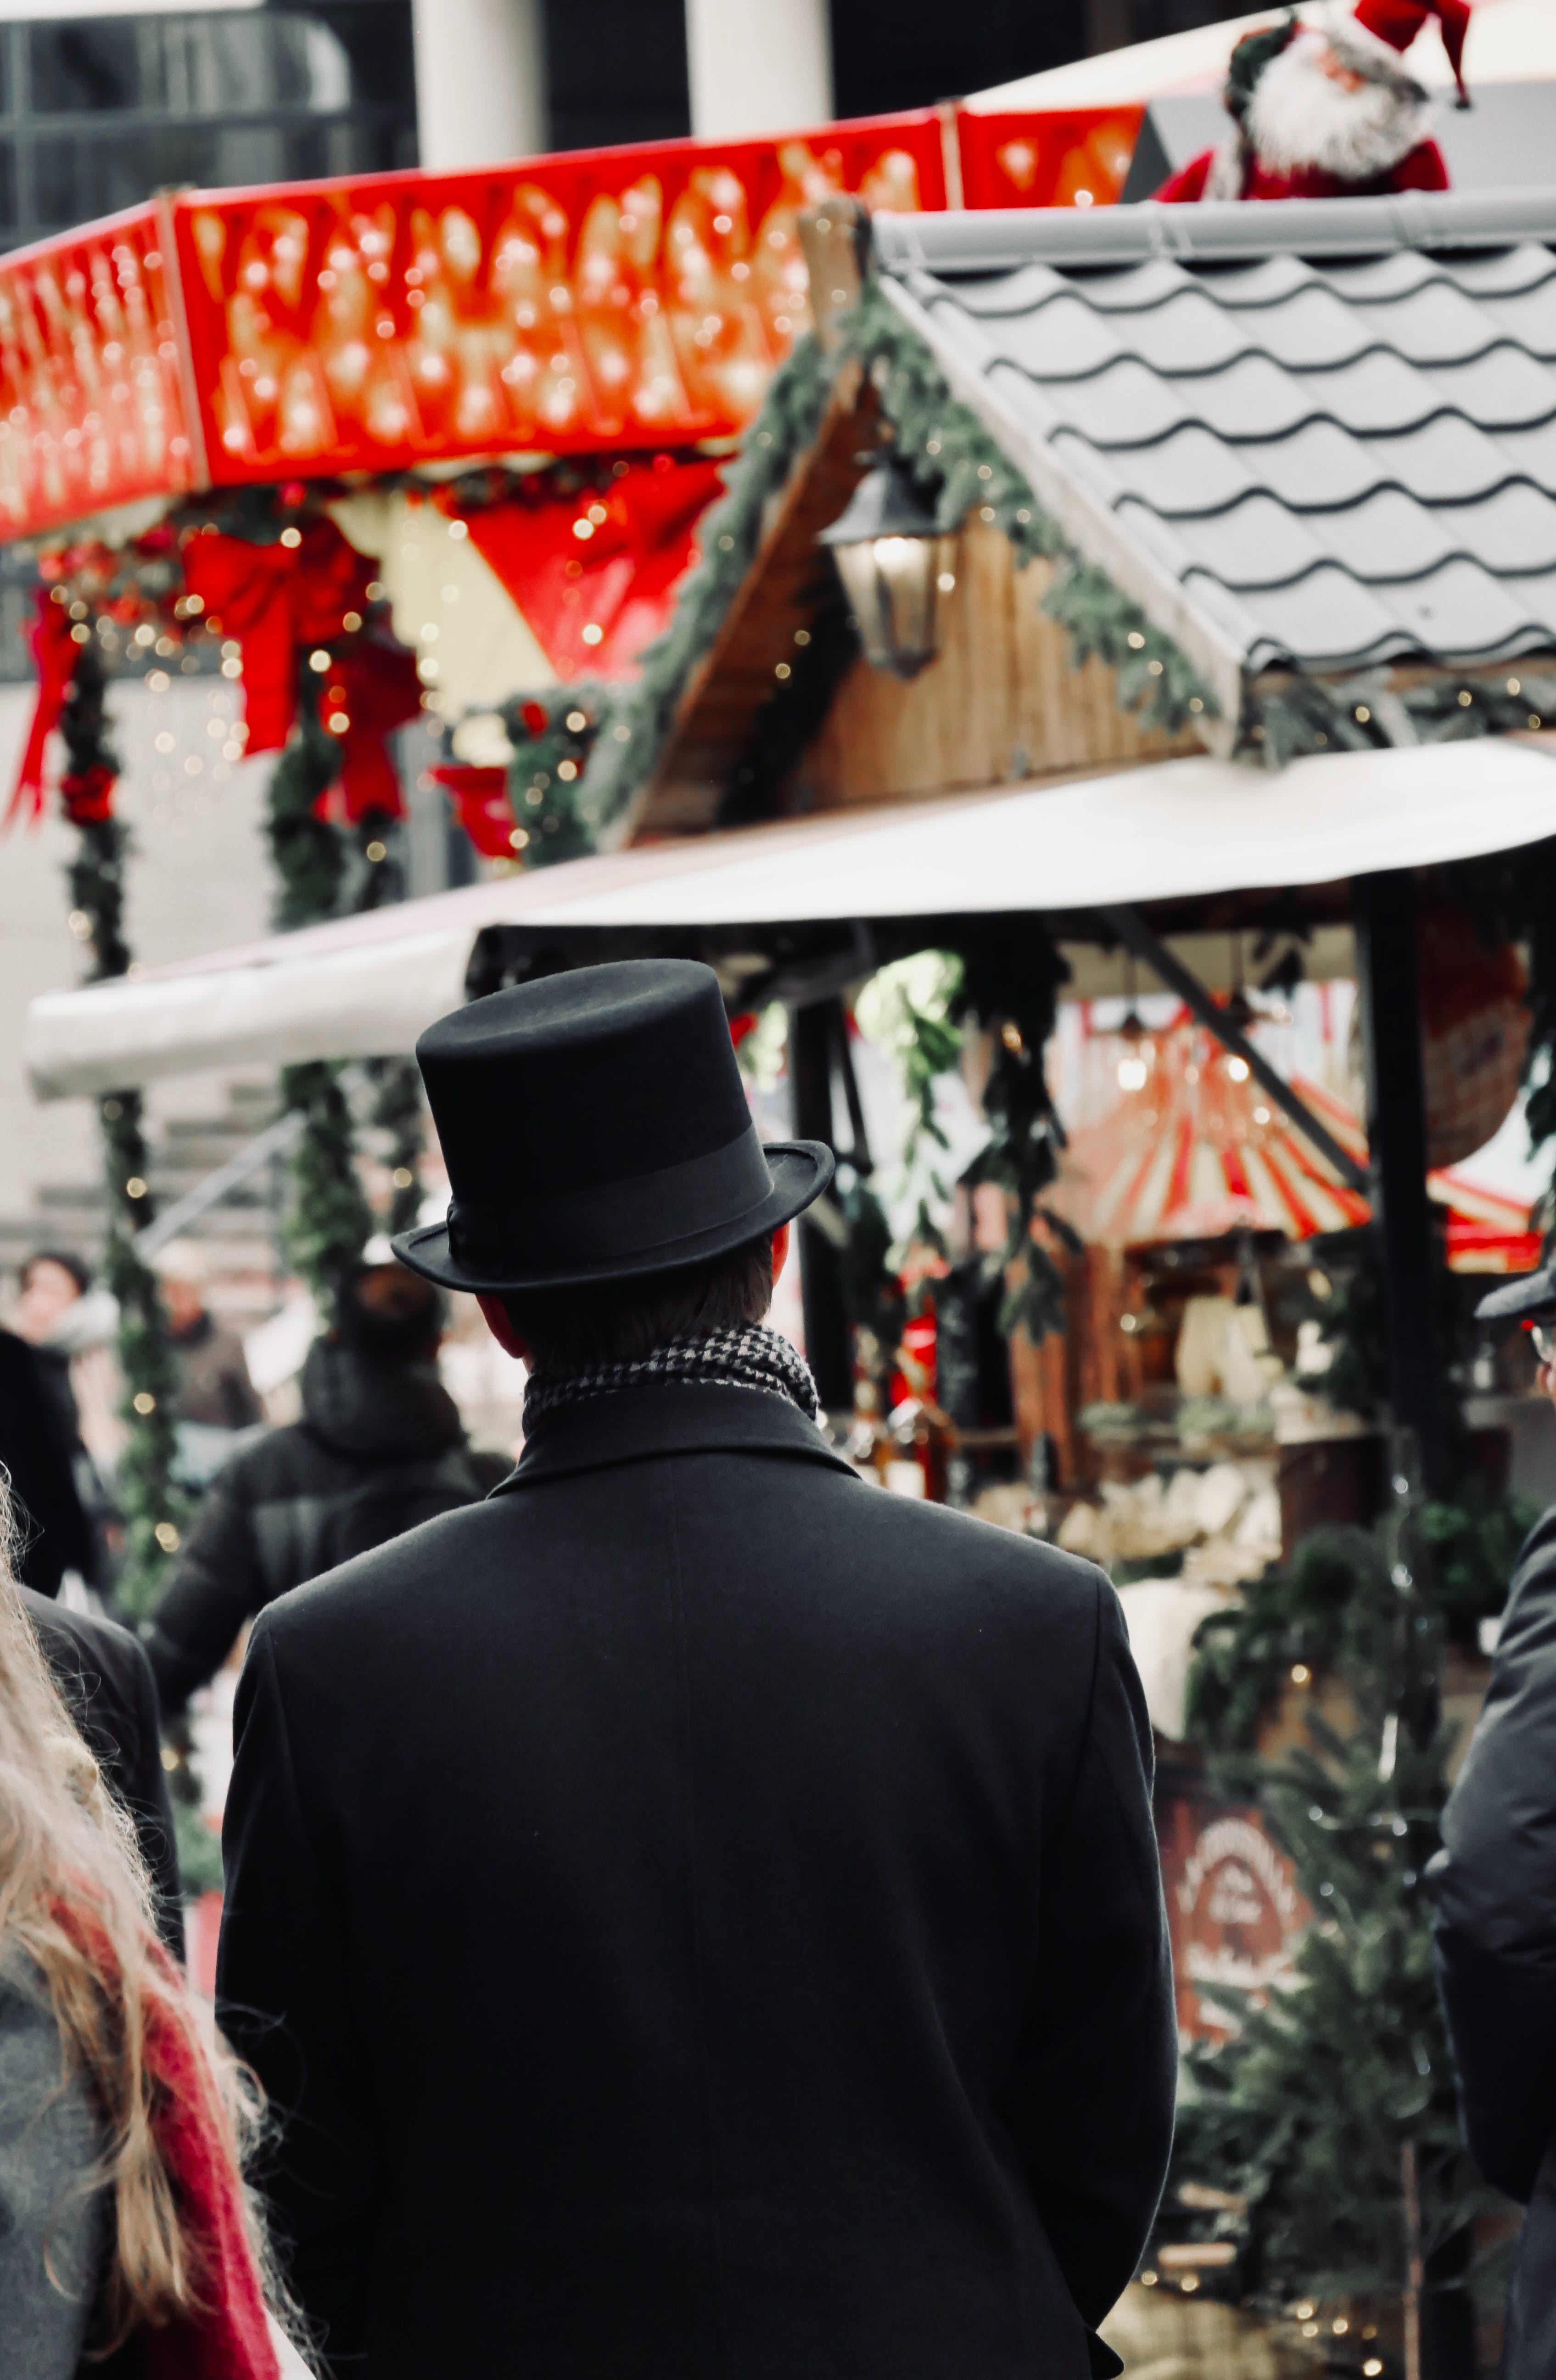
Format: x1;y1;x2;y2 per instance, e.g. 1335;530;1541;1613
817;459;954;680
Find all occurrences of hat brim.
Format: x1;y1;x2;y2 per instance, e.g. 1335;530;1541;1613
390;1141;835;1295
1475;1265;1556;1325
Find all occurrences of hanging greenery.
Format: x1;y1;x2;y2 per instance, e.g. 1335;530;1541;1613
1165;1458;1507;2343
52;638;188;1621
853;922;1074;1341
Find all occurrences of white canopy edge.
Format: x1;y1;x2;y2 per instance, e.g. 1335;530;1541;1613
26;738;1556;1099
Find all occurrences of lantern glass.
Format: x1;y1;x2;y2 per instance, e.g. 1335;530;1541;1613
832;530;952;679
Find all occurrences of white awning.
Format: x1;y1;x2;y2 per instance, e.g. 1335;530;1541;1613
26;738;1556;1098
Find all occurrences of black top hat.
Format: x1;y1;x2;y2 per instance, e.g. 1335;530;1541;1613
392;960;834;1294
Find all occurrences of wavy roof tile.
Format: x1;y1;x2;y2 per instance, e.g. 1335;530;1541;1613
873;191;1556;681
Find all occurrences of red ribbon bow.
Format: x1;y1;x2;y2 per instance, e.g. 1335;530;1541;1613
7;589;83;827
182;516;380;756
431;762;520;858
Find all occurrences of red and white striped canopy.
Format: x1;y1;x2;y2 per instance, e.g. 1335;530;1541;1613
1050;1014;1539;1269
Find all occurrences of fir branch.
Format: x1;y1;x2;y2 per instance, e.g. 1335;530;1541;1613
279;1061;375;1306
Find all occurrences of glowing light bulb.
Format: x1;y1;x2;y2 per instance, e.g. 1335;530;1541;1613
1227;1055;1250;1082
1118;1056;1148;1091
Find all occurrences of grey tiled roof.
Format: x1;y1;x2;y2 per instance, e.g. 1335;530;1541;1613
874;192;1556;678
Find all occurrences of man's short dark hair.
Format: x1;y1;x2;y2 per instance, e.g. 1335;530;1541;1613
336;1263;446;1362
504;1233;774;1375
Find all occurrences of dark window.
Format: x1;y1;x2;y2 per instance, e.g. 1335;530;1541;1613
543;0;689;152
830;0;1089;117
5;7;417;248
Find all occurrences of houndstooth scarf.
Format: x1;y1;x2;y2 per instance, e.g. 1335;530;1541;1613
522;1323;819;1431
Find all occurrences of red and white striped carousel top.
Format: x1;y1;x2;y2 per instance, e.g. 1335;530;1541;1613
1048;1011;1539;1271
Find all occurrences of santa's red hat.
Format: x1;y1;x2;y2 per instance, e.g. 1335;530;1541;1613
1334;0;1472;105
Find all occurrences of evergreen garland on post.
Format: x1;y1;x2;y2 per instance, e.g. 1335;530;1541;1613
55;639;187;1620
262;668;378;1304
1168;1451;1502;2374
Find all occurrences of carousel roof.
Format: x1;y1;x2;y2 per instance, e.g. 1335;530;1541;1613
872;185;1556;695
1049;1011;1541;1269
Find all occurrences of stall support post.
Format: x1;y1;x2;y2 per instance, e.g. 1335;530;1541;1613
788;999;852;1414
1353;870;1452;1497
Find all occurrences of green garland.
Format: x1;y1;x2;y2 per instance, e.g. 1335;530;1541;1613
1166;1461;1507;2333
262;668;406;1303
853;280;1217;741
1254;662;1556;770
55;641;188;1621
499;335;835;862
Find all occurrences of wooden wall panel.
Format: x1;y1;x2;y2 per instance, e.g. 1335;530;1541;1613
797;527;1199;813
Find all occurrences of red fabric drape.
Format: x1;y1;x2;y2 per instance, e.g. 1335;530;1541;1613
8;589;83;825
182;518;379;755
459;457;724;679
313;637;424;823
431;762;518;857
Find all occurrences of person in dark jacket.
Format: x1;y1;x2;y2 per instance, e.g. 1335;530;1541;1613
144;1262;503;1719
22;1585;183;1958
1430;1260;1556;2380
218;961;1175;2380
0;1325;97;1598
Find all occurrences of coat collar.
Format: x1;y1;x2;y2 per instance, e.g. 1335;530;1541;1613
492;1379;862;1495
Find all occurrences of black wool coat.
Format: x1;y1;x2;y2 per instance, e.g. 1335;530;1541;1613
1431;1503;1556;2380
146;1340;504;1717
218;1382;1175;2380
23;1588;184;1958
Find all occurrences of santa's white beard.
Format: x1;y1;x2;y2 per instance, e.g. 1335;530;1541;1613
1244;28;1435;180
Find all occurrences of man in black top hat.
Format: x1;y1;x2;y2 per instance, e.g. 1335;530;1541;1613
1431;1261;1556;2380
218;960;1174;2380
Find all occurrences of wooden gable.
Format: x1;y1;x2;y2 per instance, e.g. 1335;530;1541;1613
629;383;1200;842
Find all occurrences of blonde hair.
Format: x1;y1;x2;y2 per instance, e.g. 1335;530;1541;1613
0;1496;277;2357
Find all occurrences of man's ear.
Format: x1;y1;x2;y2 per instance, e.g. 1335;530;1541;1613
771;1222;790;1290
477;1293;529;1364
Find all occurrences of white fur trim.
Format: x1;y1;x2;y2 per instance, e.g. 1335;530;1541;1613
1204;140;1246;199
1248;28;1435;178
1313;1;1429;87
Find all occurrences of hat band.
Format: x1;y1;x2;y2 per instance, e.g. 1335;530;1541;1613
447;1128;776;1273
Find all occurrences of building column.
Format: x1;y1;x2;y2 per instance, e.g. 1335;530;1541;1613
412;0;546;170
683;0;833;139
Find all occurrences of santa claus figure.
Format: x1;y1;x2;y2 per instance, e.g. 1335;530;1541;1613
1155;0;1468;203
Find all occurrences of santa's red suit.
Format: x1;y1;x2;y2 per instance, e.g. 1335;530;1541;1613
1156;0;1468;203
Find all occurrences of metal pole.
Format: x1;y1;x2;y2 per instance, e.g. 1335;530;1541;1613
789;999;851;1412
1353;872;1452;1496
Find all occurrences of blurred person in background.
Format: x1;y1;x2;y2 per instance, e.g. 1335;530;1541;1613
14;1249;120;1595
154;1239;263;1428
143;1262;505;1720
0;1492;310;2379
0;1312;98;1600
1431;1261;1556;2380
23;1578;183;1958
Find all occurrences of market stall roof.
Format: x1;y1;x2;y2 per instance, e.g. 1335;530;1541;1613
872;187;1556;709
25;735;1556;1098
